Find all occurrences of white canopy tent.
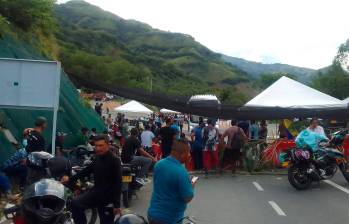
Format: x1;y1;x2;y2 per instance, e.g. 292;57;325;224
160;108;180;114
343;97;349;104
114;100;152;119
189;94;221;103
245;76;347;109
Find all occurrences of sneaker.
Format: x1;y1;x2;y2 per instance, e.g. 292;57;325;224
135;178;145;186
143;178;151;183
140;178;151;185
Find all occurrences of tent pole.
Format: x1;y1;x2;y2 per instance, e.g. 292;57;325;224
52;109;57;155
52;62;61;155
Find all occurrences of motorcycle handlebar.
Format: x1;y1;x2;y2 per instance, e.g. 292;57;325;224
4;205;21;219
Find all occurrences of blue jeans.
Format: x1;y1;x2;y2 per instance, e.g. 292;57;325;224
72;189;114;224
3;165;27;187
192;144;203;170
0;173;11;193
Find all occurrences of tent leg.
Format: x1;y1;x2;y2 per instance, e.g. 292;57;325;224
52;109;57;155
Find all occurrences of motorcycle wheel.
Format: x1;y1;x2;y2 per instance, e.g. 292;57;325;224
339;163;349;183
288;165;312;190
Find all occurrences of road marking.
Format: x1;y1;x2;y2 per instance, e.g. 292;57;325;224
324;180;349;194
268;201;287;216
252;181;264;191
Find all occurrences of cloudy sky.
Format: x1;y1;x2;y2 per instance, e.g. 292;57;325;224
58;0;349;69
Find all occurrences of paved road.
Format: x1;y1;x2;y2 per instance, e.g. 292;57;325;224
2;172;349;224
129;172;349;224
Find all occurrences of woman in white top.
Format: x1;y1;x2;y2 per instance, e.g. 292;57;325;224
307;118;326;137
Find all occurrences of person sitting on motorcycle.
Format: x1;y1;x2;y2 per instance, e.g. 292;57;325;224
307;118;327;137
24;116;48;153
296;118;328;153
2;146;28;190
121;128;156;184
64;134;122;224
0;172;14;200
141;125;156;155
296;121;329;177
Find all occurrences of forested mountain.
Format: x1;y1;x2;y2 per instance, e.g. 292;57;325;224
1;0;347;104
53;0;254;104
222;55;317;82
311;40;349;100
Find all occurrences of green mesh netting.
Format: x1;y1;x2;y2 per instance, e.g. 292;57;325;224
0;34;104;164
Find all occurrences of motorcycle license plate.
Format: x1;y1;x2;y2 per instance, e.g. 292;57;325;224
281;161;289;168
122;176;132;183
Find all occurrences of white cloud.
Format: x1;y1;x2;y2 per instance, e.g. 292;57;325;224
57;0;349;69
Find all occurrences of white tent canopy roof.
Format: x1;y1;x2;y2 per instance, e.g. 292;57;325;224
160;108;180;114
189;94;220;102
245;76;346;109
343;97;349;103
114;100;152;119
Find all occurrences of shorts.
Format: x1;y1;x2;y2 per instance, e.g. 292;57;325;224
223;148;241;161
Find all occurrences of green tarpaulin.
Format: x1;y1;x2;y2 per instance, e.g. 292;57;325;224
0;35;104;164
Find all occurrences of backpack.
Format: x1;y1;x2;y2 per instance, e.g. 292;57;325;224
202;127;218;151
230;128;244;149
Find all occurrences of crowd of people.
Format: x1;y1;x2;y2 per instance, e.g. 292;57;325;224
1;108;338;224
190;118;268;175
0;113;270;200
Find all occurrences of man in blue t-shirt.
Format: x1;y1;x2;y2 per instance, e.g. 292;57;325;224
191;121;205;170
148;140;195;224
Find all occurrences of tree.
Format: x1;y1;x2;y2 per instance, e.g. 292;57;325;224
312;63;349;100
0;0;56;33
257;73;297;90
334;39;349;73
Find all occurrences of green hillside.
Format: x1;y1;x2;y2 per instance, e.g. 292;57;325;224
221;55;317;83
0;1;105;162
54;0;252;104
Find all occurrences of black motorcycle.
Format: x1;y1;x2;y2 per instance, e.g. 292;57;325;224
122;164;144;208
4;179;73;224
281;129;349;190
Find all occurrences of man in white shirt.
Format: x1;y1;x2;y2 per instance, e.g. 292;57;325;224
307;118;326;137
141;125;155;150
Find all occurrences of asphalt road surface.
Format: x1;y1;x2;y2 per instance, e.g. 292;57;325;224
129;172;349;224
2;172;349;224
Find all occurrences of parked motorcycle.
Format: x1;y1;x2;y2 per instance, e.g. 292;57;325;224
121;164;144;208
4;179;73;224
281;129;349;190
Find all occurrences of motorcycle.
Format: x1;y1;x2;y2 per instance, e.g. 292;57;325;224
4;179;73;224
4;151;99;224
121;164;144;208
281;129;349;190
